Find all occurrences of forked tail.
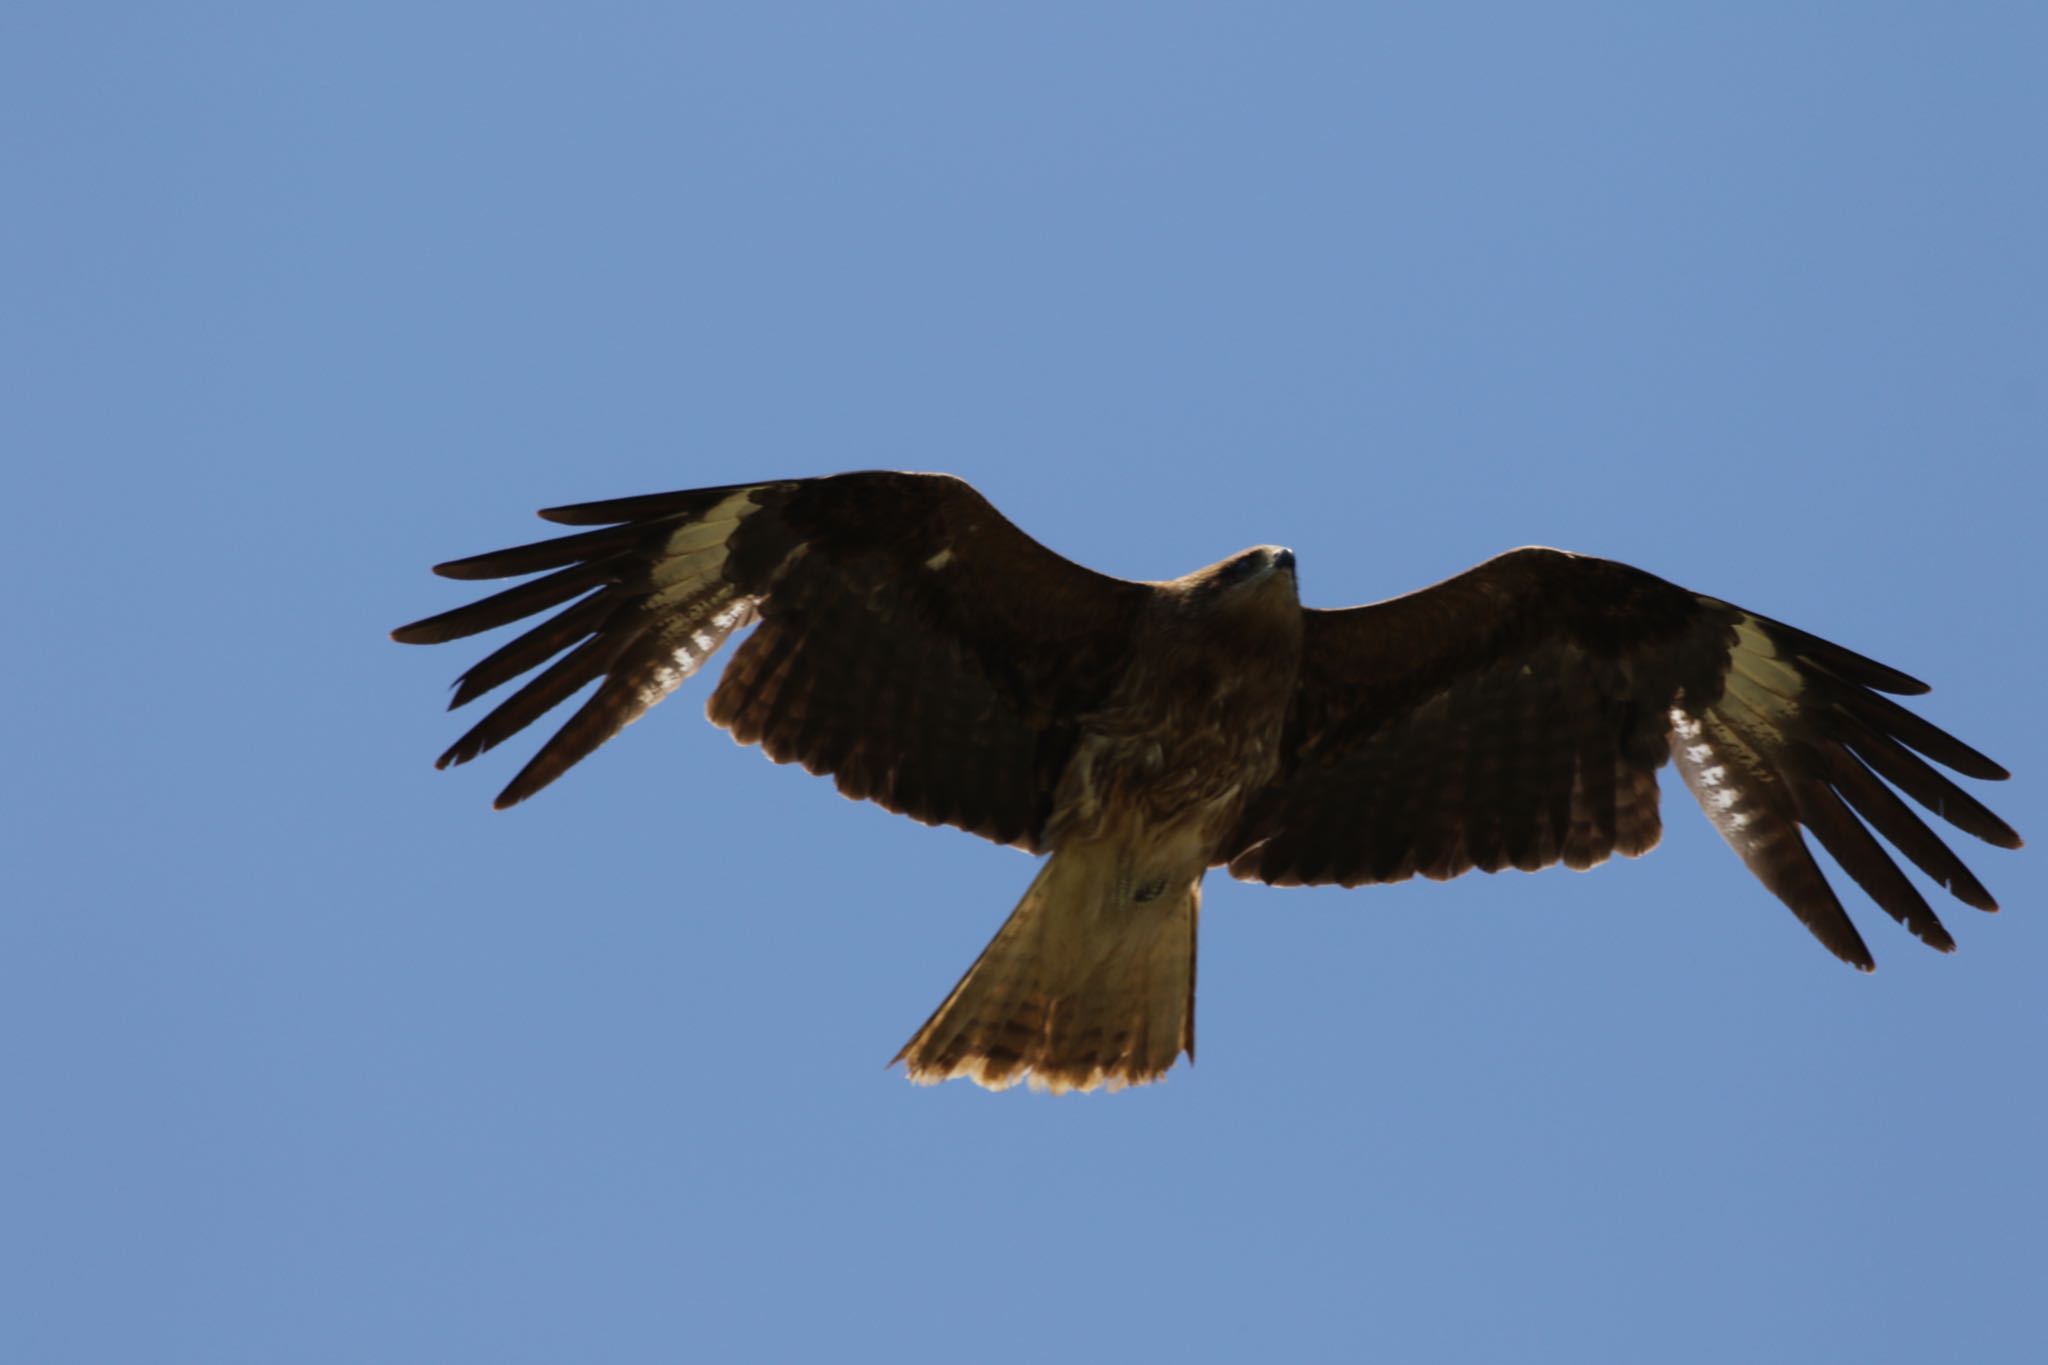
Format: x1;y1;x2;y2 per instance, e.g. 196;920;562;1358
894;842;1199;1093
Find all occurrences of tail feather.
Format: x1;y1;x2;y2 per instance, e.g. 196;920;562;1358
894;844;1199;1093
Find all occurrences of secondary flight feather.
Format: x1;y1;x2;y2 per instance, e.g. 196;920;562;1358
393;471;2021;1093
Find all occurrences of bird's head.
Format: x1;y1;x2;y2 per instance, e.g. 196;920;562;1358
1210;545;1296;590
1182;545;1300;614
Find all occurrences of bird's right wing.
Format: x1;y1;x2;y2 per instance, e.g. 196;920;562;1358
393;472;1152;849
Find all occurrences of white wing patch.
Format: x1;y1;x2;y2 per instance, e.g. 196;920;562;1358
636;592;756;709
1671;710;1750;829
632;491;766;704
1671;613;1808;848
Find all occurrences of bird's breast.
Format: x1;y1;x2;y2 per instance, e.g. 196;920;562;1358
1047;631;1298;854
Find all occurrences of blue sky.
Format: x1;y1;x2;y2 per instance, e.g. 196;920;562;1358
5;5;2043;1361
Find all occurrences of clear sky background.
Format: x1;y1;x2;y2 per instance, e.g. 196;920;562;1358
5;5;2043;1362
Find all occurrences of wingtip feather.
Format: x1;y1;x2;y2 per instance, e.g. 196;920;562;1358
431;558;489;580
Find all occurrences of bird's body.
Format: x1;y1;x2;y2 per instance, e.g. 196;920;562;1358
1050;549;1303;851
395;471;2019;1093
899;547;1304;1090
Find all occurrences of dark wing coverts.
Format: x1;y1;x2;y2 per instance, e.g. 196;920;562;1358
1226;548;2020;969
393;472;1147;849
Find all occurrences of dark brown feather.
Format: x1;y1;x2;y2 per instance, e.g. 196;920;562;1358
1833;711;2021;849
1755;614;1932;695
434;632;632;773
448;594;615;709
1836;685;2011;782
1788;772;1954;952
430;522;658;581
391;560;616;644
1815;745;1998;911
535;484;763;526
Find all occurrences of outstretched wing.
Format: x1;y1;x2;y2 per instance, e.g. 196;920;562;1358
1223;547;2020;969
393;472;1149;849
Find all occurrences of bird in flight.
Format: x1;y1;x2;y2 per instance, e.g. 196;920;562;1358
394;472;2020;1093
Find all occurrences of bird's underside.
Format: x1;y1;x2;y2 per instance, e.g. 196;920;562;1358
394;470;2021;1093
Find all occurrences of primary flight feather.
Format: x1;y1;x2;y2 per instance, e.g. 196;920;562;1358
393;471;2020;1093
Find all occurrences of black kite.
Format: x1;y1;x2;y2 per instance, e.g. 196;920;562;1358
393;472;2020;1092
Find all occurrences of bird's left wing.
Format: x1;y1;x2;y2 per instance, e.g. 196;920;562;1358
1222;547;2019;968
394;472;1150;849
